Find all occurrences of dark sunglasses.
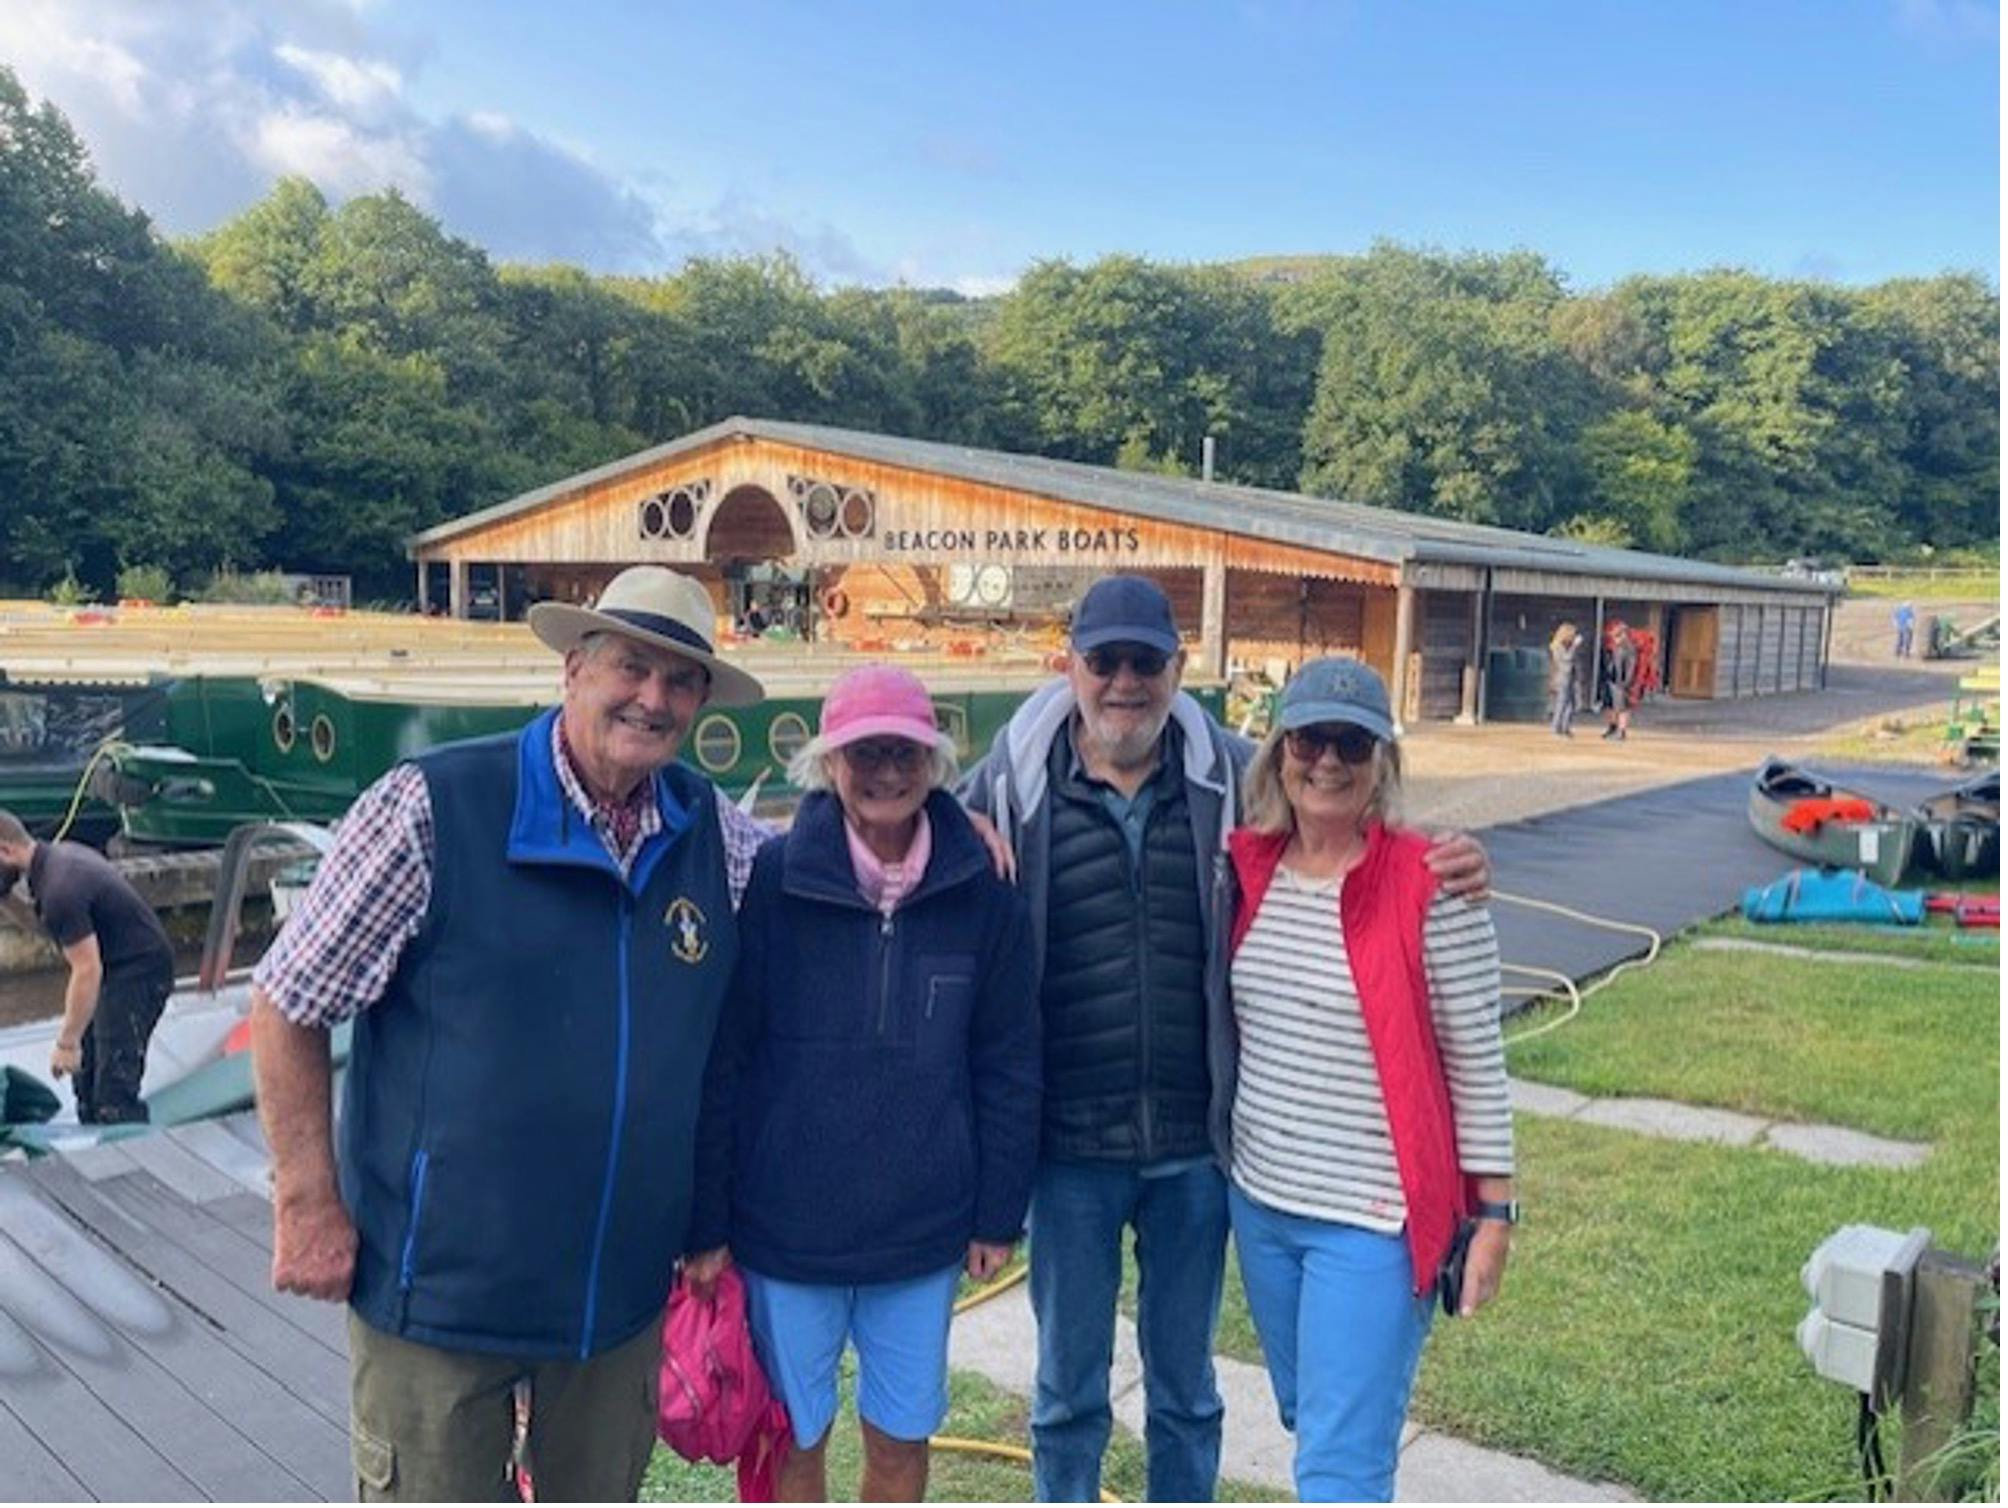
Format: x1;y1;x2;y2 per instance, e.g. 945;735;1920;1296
1283;724;1380;765
1081;645;1172;679
840;738;928;772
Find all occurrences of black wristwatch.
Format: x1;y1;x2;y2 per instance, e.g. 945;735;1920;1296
1473;1199;1520;1226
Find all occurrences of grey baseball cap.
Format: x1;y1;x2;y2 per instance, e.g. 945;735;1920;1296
1277;656;1396;742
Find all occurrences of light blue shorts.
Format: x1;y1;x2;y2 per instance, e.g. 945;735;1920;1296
742;1264;962;1448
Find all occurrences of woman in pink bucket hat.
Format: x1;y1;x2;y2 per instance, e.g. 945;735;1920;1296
686;665;1041;1501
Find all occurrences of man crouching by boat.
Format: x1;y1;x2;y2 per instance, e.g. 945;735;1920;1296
249;566;773;1502
0;811;176;1123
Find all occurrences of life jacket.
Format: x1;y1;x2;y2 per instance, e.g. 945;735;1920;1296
1227;822;1473;1294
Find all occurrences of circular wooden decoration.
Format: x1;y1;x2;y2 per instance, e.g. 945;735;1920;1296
667;488;698;538
639;495;668;539
839;488;875;539
804;483;841;538
272;702;296;753
310;713;337;763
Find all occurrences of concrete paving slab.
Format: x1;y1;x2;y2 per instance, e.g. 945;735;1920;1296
1508;1077;1591;1117
1112;1334;1298;1492
1574;1096;1767;1146
947;1269;1630;1502
1762;1121;1932;1169
1398;1430;1636;1502
1692;937;1998;973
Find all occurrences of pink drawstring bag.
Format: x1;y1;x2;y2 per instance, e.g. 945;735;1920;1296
658;1267;792;1501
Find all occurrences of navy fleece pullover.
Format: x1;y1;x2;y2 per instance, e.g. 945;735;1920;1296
689;790;1040;1285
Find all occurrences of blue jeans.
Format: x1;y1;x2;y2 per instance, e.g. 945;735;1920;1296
1229;1185;1435;1503
1029;1159;1227;1502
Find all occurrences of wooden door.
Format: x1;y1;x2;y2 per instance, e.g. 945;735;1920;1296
1670;607;1719;697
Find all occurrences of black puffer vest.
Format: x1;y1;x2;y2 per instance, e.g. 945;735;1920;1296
1038;727;1211;1163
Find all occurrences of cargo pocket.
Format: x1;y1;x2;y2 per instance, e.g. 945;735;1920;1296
352;1422;395;1499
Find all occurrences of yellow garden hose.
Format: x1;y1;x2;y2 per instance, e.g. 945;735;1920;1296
936;1261;1124;1502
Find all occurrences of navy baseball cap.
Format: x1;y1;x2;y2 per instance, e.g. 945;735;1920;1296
1070;575;1180;655
1278;656;1396;743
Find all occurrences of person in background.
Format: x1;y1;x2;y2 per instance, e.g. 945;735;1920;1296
959;574;1490;1503
1547;623;1583;738
1893;600;1916;659
687;665;1041;1503
1223;658;1515;1502
1599;621;1638;741
0;810;176;1123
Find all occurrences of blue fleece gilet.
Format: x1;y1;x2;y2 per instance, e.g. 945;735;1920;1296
342;711;736;1358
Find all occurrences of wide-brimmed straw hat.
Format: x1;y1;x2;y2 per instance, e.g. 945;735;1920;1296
528;566;765;707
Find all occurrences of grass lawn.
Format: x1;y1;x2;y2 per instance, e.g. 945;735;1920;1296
1700;915;1998;968
1816;721;1973;766
1846;575;2000;601
641;1365;1288;1502
1505;939;1997;1139
1199;933;1998;1500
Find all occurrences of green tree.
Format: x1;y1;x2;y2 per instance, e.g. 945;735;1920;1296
1296;245;1593;529
1575;410;1696;553
190;176;330;333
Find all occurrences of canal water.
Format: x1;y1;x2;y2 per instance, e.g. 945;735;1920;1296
0;935;269;1029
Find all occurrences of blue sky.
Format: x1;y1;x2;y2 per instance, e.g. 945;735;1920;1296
1;0;1996;291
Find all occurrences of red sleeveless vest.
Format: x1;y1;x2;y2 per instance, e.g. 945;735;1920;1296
1227;822;1474;1294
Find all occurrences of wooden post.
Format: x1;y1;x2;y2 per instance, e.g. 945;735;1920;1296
1199;556;1228;680
1588;594;1606;706
1456;590;1483;724
1896;1250;1988;1501
448;559;467;620
1390;583;1416;729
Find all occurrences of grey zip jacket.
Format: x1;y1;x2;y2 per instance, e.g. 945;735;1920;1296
958;678;1253;1162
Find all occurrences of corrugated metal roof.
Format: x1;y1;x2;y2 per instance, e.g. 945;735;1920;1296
408;416;1835;597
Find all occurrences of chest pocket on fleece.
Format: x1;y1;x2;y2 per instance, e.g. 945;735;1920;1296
915;951;975;1069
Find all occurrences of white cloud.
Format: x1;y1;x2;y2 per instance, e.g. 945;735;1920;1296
949;273;1020;298
0;0;988;286
273;43;403;116
247;105;429;199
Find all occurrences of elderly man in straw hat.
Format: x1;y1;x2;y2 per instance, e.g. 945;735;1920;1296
250;565;772;1502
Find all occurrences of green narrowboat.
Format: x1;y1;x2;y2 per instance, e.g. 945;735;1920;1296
102;673;1228;846
0;673;176;844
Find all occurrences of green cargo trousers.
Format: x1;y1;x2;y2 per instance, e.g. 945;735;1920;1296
348;1309;662;1502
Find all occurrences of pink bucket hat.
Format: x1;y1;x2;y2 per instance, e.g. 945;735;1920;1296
819;665;952;753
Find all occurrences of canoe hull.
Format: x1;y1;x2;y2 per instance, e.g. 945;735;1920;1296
1748;757;1920;887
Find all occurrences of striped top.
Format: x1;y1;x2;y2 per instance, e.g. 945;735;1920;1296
1229;868;1514;1231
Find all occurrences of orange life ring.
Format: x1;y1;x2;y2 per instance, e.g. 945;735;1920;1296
822;588;850;619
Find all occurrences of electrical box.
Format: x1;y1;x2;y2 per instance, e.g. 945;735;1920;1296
1797;1224;1932;1396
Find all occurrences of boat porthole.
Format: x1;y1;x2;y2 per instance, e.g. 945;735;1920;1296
692;714;741;774
933;702;969;756
310;713;337;763
272;703;296;753
767;712;810;765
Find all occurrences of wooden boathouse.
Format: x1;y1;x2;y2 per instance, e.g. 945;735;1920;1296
407;417;1839;724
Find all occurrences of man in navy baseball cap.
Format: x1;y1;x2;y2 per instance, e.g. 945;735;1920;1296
1070;574;1182;656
